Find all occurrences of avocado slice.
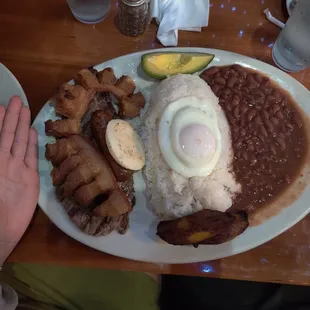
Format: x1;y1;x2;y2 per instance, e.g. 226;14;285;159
141;52;215;80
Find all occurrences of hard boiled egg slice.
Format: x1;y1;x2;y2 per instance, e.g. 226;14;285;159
158;96;222;178
106;119;145;171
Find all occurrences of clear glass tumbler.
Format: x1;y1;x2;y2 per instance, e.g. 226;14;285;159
66;0;111;24
272;0;310;72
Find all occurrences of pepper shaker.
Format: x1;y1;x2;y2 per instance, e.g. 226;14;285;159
119;0;149;37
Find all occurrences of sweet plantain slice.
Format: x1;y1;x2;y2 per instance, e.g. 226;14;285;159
141;52;214;80
157;209;249;246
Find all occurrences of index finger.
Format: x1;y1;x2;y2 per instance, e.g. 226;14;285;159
0;96;22;154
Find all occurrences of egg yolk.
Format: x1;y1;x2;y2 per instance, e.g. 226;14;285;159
179;124;216;160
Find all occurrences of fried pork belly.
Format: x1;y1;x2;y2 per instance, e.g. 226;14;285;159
51;155;82;186
100;84;127;100
73;176;112;208
45;119;80;138
76;69;102;91
96;69;145;118
87;67;98;76
97;67;116;85
45;138;79;166
45;135;132;218
115;75;136;96
55;83;94;119
56;68;144;120
61;161;102;196
157;209;249;246
93;188;132;218
97;84;145;118
91;110;134;181
119;92;145;118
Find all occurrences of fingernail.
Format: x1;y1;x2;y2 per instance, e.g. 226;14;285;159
11;95;21;100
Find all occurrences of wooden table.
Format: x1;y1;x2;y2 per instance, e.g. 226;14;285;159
2;0;310;285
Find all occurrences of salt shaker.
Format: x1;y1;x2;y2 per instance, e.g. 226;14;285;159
119;0;148;37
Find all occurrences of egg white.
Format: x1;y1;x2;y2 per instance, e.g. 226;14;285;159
158;96;222;178
106;119;146;171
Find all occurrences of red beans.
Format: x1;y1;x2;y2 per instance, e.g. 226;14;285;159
232;64;243;72
273;89;282;102
250;154;257;166
254;97;264;105
239;128;246;137
270;145;277;155
202;66;219;76
259;125;268;137
264;119;274;133
214;77;226;86
211;84;220;93
246;75;259;87
261;109;269;120
263;87;273;95
200;65;307;213
275;137;286;150
233;105;240;119
254;73;263;83
276;110;284;119
272;104;281;114
270;117;279;126
292;112;303;127
286;122;294;131
247;109;256;121
239;71;247;79
240;104;249;114
227;76;238;88
251;88;264;97
254;115;263;125
232;96;240;107
223;88;231;95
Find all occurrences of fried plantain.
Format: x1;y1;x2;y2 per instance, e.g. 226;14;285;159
157;209;249;246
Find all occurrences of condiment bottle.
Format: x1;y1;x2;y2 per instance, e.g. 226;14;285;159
119;0;148;37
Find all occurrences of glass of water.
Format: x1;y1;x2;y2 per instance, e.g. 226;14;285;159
272;0;310;72
66;0;111;24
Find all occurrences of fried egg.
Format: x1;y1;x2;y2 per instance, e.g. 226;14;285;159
158;96;222;178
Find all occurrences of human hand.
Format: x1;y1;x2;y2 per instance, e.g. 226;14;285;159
0;96;39;265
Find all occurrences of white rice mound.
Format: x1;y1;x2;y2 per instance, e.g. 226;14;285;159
140;74;241;220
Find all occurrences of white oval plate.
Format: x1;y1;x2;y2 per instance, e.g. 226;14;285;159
0;63;28;107
33;48;310;264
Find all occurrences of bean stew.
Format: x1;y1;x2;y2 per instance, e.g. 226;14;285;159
200;65;309;217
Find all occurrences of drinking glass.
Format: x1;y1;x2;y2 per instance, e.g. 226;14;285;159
66;0;111;24
272;0;310;72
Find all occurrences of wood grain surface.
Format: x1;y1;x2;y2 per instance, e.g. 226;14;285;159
2;0;310;285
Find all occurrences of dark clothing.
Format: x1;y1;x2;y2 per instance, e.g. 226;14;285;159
160;275;310;310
